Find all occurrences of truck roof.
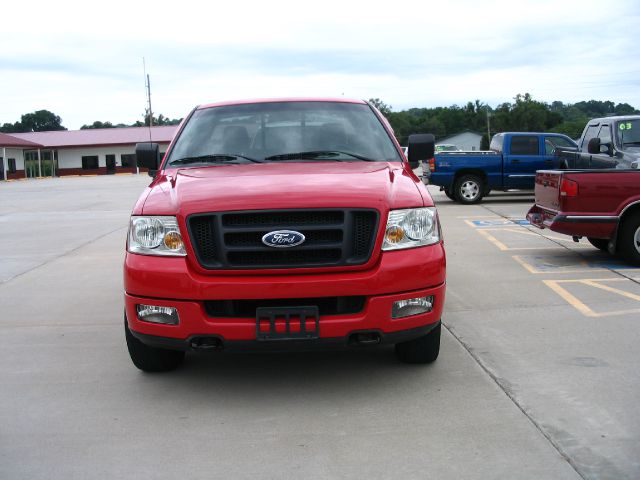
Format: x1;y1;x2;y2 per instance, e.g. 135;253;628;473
198;97;367;109
586;115;640;124
494;132;570;136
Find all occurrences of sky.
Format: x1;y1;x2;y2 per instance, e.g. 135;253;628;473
2;0;639;130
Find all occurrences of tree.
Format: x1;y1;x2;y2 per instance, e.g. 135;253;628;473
81;121;116;130
368;98;392;116
0;122;22;133
132;113;182;127
615;103;638;115
20;110;67;132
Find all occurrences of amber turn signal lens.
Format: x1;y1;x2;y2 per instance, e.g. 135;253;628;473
163;231;184;250
385;226;405;244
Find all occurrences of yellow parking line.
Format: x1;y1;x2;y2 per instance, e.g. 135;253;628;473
477;229;510;251
511;255;609;274
580;279;640;302
543;278;640;317
543;280;597;316
476;230;557;251
513;255;541;274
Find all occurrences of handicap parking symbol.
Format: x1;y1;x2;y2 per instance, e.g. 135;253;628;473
471;219;530;227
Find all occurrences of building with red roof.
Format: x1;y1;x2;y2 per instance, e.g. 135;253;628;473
1;126;178;180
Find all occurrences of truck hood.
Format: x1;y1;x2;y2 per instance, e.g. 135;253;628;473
141;162;428;215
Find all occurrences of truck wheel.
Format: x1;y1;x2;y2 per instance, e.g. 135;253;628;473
454;175;484;204
124;316;185;372
444;188;455;200
395;323;441;364
618;213;640;265
587;237;609;251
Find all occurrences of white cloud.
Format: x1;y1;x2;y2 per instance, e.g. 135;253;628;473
2;0;639;129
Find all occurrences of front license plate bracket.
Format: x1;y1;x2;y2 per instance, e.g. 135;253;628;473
256;306;320;341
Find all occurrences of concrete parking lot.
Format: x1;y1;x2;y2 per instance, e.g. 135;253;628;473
1;175;638;479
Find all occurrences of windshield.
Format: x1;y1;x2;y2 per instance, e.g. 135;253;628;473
615;119;640;150
166;101;401;166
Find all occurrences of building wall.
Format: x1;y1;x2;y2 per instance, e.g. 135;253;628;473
439;132;483;151
1;148;26;180
55;143;169;175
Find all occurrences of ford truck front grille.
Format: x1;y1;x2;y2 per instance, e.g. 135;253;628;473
187;209;378;269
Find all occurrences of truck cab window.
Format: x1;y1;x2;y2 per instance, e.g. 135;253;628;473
581;125;599;150
597;125;611;144
510;136;539;155
545;136;575;155
616;119;640;149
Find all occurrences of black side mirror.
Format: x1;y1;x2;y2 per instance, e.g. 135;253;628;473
587;137;601;154
136;142;160;177
407;134;435;169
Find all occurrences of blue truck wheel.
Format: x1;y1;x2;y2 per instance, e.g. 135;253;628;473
454;174;484;204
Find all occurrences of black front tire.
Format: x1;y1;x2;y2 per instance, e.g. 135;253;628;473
124;316;185;372
618;212;640;266
453;174;484;204
395;323;441;364
587;237;609;252
444;188;455;200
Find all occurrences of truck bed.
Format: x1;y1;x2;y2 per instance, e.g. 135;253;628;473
528;169;640;241
533;169;640;214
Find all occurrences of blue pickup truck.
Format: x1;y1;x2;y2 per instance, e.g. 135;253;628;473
423;132;577;204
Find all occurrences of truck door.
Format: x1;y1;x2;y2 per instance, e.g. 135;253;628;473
590;124;619;168
503;135;539;189
576;125;599;168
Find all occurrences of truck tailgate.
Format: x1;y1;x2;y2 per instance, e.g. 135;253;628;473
533;170;562;211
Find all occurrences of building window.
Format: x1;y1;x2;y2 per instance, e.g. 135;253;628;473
81;156;99;170
121;154;136;168
8;158;16;173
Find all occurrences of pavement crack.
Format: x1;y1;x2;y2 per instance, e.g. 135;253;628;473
443;322;588;480
0;225;127;286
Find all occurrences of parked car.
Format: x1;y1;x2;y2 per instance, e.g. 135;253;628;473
423;132;577;203
125;98;446;371
527;169;640;265
557;116;640;169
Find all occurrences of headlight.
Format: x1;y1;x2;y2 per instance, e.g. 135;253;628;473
382;208;440;251
128;216;186;256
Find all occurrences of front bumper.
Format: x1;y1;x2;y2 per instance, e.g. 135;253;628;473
129;322;442;352
124;245;446;344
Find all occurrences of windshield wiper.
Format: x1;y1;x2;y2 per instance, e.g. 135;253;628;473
264;150;377;162
169;154;262;165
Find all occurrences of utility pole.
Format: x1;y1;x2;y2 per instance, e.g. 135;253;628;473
143;57;153;139
486;107;491;146
146;73;153;128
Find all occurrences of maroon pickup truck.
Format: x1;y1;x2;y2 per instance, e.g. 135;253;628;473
527;170;640;265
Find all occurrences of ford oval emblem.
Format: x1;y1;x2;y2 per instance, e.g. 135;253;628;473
262;230;306;248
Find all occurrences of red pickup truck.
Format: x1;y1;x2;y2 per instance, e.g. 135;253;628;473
527;169;640;264
124;98;446;372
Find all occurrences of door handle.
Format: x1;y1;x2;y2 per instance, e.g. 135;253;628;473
511;159;521;164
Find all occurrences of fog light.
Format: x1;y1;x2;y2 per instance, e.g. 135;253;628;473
392;296;434;319
136;304;180;325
